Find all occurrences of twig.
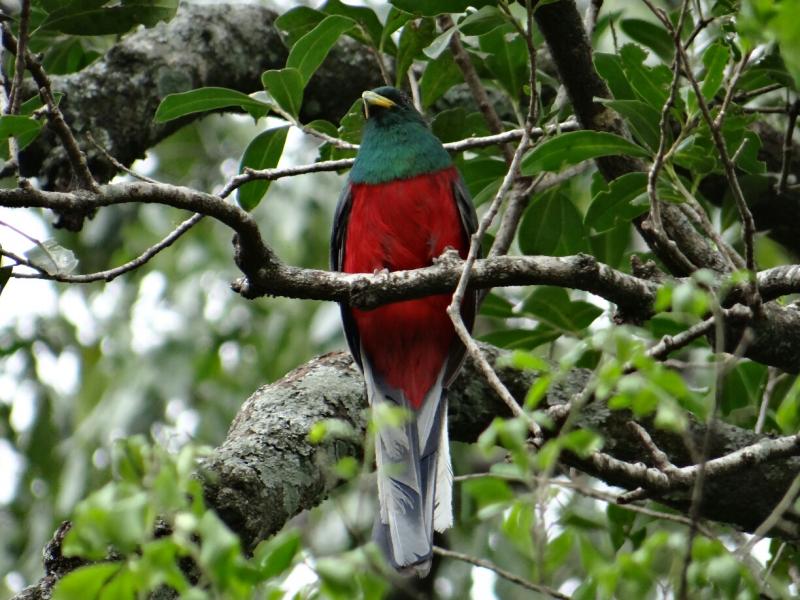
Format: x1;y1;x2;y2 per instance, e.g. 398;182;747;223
218;121;580;198
733;83;784;103
11;214;203;283
439;14;514;164
39;84;98;191
7;0;29;115
85;131;160;184
737;473;800;558
269;103;357;150
778;100;800;194
446;130;543;442
628;421;674;470
755;368;783;435
645;305;752;361
432;546;570;599
668;13;761;308
643;0;695;274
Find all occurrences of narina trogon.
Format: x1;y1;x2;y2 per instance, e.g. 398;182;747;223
330;87;478;576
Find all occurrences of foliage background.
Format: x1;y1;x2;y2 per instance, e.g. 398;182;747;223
1;0;800;598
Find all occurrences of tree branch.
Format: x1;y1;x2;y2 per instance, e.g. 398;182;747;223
201;346;800;554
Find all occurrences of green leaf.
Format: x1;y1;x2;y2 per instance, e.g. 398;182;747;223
0;115;44;150
701;42;731;101
522;130;649;174
458;5;507;36
287;15;355;84
721;361;768;416
590;222;632;270
480;25;528;99
585;172;649;233
595;53;636;100
420;53;461;108
600;99;661;150
395;18;435;87
520;287;602;334
481;326;560;350
518;189;589;255
154;87;270;123
254;530;301;579
274;7;325;46
261;68;304;119
619;44;671;109
237;126;290;211
480;292;514;318
620;19;674;61
41;0;178;35
390;0;495;17
321;0;385;49
53;563;122;600
422;27;455;60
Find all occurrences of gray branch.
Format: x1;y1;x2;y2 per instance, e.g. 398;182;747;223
204;346;800;552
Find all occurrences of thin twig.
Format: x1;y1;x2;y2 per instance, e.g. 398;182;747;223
432;546;570;599
440;14;514;164
11;214;203;283
446;130;543;442
737;473;800;558
218;121;580;198
644;0;695;274
7;0;29;115
778;100;800;194
85;131;160;184
733;83;784;103
755;368;783;435
628;421;674;470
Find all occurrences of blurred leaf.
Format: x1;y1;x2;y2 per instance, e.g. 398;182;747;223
237;126;289;211
585;172;648;233
274;7;325;46
481;326;560;350
599;99;661;150
480;25;528;99
595;53;636;100
53;563;122;600
395;18;435;87
502;501;535;558
480;292;514;318
25;239;79;275
390;0;495;17
701;42;731;101
590;222;632;269
459;6;506;36
619;44;671;109
520;286;602;334
518;189;589;255
261;68;304;119
0;115;44;150
321;0;385;49
721;361;768;416
254;530;301;579
287;15;355;84
41;0;178;35
620;19;674;61
154;88;270;123
522;130;649;174
420;53;461;108
422;27;455;60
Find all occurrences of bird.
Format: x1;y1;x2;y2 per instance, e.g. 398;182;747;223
330;86;478;576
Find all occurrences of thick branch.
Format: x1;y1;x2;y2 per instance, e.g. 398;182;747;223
202;346;800;552
14;3;383;191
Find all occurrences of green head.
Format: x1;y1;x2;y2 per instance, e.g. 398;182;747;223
348;86;452;185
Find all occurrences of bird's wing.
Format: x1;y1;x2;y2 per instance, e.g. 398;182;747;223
330;182;363;370
442;175;479;388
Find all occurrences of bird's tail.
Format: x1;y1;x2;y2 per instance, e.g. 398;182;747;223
363;360;453;577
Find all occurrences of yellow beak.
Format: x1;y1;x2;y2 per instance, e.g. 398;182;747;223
362;90;396;118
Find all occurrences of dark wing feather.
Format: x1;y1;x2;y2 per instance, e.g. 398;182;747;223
330;183;363;370
443;174;479;388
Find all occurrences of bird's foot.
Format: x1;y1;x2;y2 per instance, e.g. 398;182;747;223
433;247;462;265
